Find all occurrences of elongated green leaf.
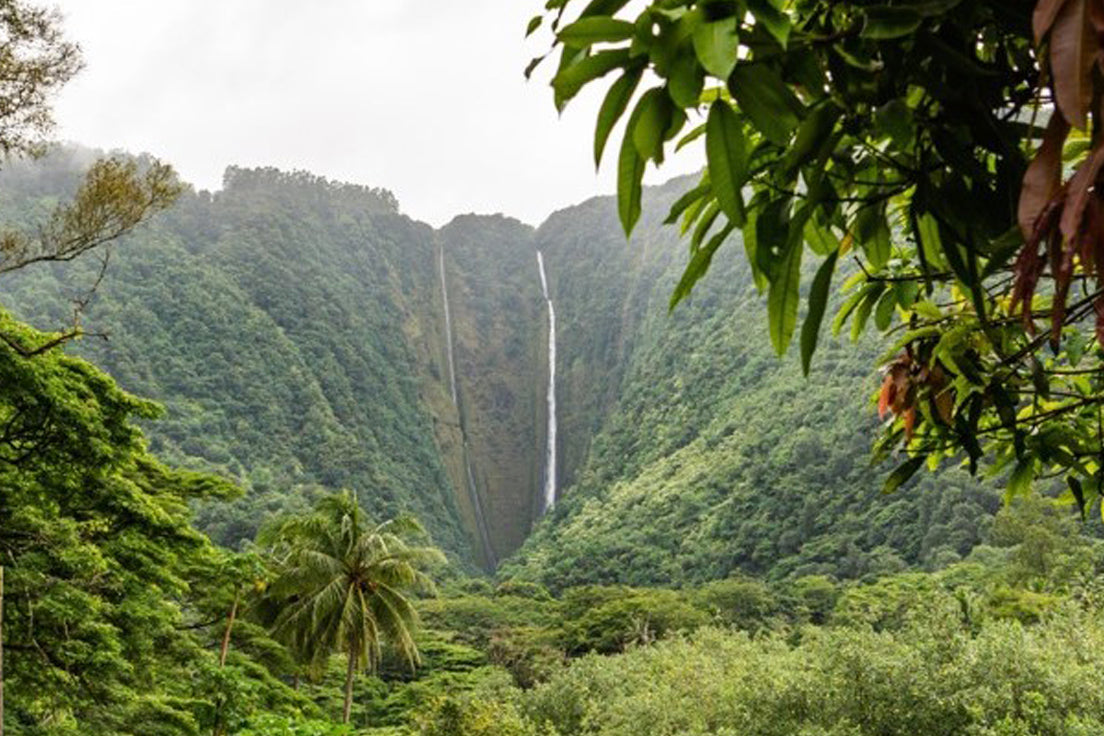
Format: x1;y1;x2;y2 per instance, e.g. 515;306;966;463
671;222;736;308
747;0;791;47
676;122;706;152
631;89;672;160
558;17;636;46
862;7;923;39
526;15;543;37
1005;456;1035;501
594;67;643;168
884;455;925;493
553;49;630;110
705;101;748;225
691;200;722;251
801;252;837;374
617;121;645;236
579;0;632;18
728;65;803;144
664;180;710;225
669;54;705;108
784;102;841;173
692;18;739;79
768;238;803;354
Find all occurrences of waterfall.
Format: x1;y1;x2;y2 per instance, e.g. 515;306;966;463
438;243;496;567
438;245;458;405
537;251;557;512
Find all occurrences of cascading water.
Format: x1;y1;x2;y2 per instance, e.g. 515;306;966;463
438;245;458;405
537;251;557;512
438;244;495;567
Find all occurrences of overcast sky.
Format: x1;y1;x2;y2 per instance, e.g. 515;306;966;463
48;1;702;227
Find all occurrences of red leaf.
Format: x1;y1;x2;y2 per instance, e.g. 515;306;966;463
903;408;917;440
878;373;893;419
1035;0;1072;43
1049;0;1096;129
1018;115;1070;240
1095;291;1104;346
1060;143;1104;240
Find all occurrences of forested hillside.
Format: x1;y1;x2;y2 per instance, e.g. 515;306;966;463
0;149;1001;580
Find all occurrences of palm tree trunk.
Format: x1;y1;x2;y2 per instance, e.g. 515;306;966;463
342;649;356;724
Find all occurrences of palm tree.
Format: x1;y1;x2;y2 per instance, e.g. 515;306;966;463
258;492;443;724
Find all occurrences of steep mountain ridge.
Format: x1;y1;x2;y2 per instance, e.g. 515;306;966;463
0;150;997;578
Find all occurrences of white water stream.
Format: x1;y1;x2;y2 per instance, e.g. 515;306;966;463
438;245;458;405
537;251;557;512
438;244;495;566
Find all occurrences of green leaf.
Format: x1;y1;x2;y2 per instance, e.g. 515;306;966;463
804;218;838;256
594;67;643;168
553;49;630;110
617;115;646;236
676;122;706;152
664;180;710;225
526;15;543;37
747;0;791;47
784;102;841;173
862;7;923;39
558;17;636;46
671;222;736;308
768;238;803;354
692;17;738;79
578;0;632;18
1005;456;1035;501
874;288;897;331
631;88;672;161
669;54;705;108
728;65;803;144
884;455;925;493
705;101;748;224
801;252;837;375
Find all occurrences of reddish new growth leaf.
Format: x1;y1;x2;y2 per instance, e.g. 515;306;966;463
1014;0;1104;346
878;352;955;440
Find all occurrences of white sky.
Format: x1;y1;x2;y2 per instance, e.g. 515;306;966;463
48;1;702;227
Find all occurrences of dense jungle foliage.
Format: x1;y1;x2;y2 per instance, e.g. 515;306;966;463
1;154;1022;587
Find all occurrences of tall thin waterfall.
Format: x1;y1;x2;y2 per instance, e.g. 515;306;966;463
537;251;557;512
438;246;458;405
438;243;495;567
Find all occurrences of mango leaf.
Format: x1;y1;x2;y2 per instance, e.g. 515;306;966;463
692;17;739;79
558;17;636;46
631;88;672;160
884;454;925;493
873;288;897;331
747;0;791;47
578;0;632;18
553;49;631;110
664;179;711;225
728;65;803;144
768;237;803;353
801;251;838;375
670;222;736;308
594;67;644;168
526;15;543;37
705;101;748;224
1005;455;1036;501
862;7;923;39
669;53;705;108
1048;0;1094;129
618;129;645;236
